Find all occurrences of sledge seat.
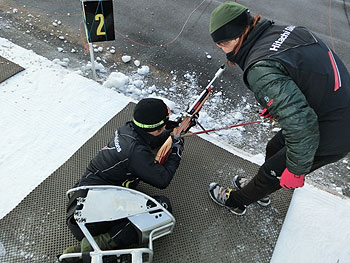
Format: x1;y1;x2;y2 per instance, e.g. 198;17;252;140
58;185;176;263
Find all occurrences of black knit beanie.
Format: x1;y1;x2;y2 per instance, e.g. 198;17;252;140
133;98;169;132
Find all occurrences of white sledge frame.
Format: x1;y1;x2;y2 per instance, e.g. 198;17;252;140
59;185;176;263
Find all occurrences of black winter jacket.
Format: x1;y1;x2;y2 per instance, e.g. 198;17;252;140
75;122;181;189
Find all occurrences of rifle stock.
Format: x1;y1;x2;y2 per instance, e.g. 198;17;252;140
155;65;225;164
155;114;193;164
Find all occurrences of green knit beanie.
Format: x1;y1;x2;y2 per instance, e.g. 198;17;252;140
209;2;249;43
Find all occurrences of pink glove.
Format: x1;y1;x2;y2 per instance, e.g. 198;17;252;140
259;108;273;119
280;168;305;189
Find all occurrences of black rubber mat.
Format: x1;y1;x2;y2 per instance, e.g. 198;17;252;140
0;56;24;83
0;102;293;263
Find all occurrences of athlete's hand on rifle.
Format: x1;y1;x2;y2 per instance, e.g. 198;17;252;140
189;113;199;129
279;168;305;189
166;120;181;130
171;134;184;159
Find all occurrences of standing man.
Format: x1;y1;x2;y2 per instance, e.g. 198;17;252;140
208;2;350;215
62;98;184;259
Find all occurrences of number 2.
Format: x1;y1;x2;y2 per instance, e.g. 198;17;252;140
95;14;106;36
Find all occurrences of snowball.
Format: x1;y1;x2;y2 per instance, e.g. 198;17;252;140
134;60;140;67
110;49;116;54
97;46;103;53
122;55;131;63
103;72;129;89
137;65;150;75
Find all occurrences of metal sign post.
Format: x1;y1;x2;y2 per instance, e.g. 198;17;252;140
88;43;97;80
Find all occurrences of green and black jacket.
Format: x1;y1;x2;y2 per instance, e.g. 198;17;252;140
227;20;350;175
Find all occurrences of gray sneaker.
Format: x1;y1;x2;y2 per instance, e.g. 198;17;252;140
208;182;246;216
233;175;271;207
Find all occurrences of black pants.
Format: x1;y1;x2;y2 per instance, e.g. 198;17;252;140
66;191;172;248
226;131;348;207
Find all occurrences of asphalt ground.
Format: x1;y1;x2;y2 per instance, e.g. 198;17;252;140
0;0;349;195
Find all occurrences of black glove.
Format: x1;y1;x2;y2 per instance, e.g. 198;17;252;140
171;134;184;159
189;113;199;129
183;113;199;133
166;120;181;130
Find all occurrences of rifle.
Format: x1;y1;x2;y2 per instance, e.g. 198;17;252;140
156;65;225;164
